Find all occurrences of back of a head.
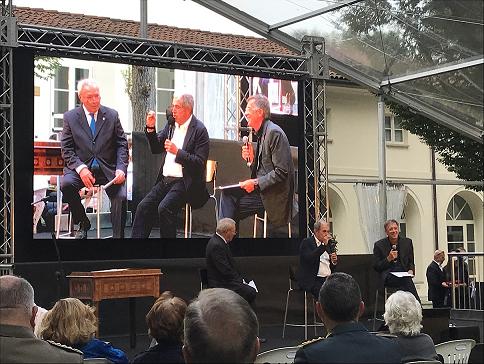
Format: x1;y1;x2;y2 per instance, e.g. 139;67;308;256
216;218;236;235
39;297;97;346
319;272;361;322
146;291;187;343
0;275;35;323
184;288;259;363
384;291;422;336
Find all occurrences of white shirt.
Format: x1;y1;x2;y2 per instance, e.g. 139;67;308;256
216;232;228;244
433;259;444;271
162;115;192;178
315;236;332;278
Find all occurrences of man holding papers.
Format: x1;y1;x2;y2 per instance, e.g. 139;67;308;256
205;218;257;307
61;79;128;239
218;94;294;233
373;219;420;302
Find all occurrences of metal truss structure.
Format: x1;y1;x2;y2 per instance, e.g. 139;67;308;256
17;24;308;79
0;0;15;275
0;12;329;268
302;37;330;235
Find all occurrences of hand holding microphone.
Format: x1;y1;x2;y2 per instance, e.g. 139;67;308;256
388;244;398;262
241;136;254;167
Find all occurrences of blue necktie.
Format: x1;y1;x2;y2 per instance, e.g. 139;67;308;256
90;113;99;168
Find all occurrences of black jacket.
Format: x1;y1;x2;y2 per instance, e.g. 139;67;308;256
296;236;335;291
373;236;415;284
146;115;209;209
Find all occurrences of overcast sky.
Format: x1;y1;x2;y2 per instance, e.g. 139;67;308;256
12;0;258;36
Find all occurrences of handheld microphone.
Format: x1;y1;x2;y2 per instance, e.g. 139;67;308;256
391;244;397;262
242;136;251;167
31;195;57;206
166;107;175;139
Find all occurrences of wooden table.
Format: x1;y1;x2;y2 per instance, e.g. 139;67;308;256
67;268;162;348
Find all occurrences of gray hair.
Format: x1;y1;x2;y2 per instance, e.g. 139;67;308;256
248;94;270;119
216;218;236;235
0;275;35;314
77;78;99;95
184;288;259;363
174;94;194;113
313;219;328;232
384;219;399;231
384;290;422;336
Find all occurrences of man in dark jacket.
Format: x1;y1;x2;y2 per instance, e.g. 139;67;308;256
131;94;209;238
219;94;294;232
373;219;420;301
205;218;256;306
296;219;337;300
61;79;128;239
294;273;401;363
426;250;450;308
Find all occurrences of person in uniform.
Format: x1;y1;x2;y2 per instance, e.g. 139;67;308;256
0;275;83;363
294;273;401;364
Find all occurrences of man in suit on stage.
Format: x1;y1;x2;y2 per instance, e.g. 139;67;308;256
218;94;294;233
131;94;209;238
61;79;128;239
426;250;450;308
294;273;401;363
205;218;257;307
296;219;338;300
373;219;420;301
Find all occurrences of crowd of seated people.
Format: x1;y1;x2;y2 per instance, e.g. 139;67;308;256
3;263;480;364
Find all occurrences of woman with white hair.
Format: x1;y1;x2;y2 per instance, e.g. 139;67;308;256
384;291;440;363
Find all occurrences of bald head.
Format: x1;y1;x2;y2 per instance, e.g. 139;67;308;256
434;250;445;264
0;275;37;328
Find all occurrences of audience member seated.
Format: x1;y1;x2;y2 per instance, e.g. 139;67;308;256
132;291;186;363
384;291;441;363
183;288;260;363
0;275;83;363
39;298;128;363
294;272;401;364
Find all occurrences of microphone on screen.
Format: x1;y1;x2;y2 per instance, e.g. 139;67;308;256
242;136;251;167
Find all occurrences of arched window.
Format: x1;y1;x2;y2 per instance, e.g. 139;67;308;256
446;195;476;277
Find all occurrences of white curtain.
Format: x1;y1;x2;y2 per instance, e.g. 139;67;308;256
354;183;407;253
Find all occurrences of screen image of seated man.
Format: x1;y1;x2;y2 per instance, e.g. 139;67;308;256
218;94;294;235
131;94;209;239
61;78;128;239
373;219;420;302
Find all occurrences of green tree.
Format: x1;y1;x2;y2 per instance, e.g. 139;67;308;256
340;0;483;187
388;100;482;191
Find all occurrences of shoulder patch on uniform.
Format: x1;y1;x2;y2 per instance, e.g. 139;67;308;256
46;340;83;354
298;336;324;348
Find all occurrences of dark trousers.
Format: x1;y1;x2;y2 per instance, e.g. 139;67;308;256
385;273;421;302
308;276;327;301
219;187;265;228
61;169;127;238
232;283;257;310
131;177;186;238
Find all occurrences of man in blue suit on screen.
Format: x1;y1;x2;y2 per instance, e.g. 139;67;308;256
61;78;128;239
